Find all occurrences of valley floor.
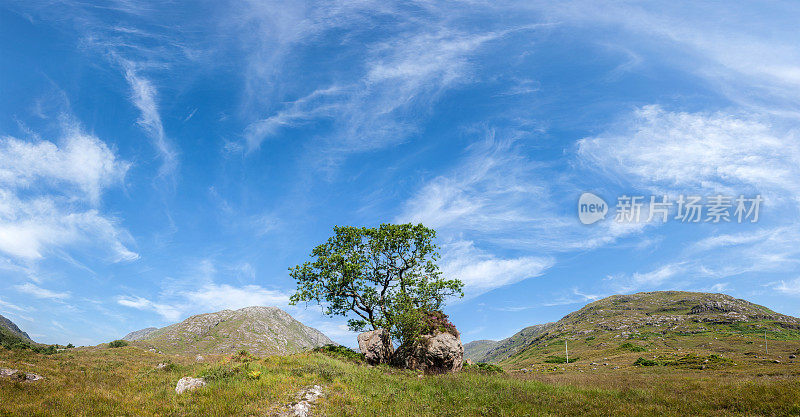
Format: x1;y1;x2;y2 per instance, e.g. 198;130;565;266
1;347;799;417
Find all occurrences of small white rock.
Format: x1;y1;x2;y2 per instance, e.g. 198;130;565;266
292;402;311;417
175;377;206;394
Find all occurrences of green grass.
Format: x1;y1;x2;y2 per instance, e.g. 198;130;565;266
544;355;580;364
633;357;658;366
464;363;504;374
620;342;648;352
1;346;799;416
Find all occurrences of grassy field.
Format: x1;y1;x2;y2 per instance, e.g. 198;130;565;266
1;344;799;417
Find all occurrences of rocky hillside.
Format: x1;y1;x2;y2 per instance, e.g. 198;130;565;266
0;314;32;345
472;291;800;367
123;306;333;356
122;327;158;341
465;323;552;363
463;340;497;361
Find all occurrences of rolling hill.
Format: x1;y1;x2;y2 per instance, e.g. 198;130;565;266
466;291;800;369
123;306;333;356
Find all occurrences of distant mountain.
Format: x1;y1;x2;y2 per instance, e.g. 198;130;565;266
465;323;553;363
477;291;800;368
463;340;497;361
123;306;333;356
122;327;158;341
0;314;33;345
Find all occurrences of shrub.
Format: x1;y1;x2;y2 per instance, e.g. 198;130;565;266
108;340;129;348
200;363;249;381
620;342;647;352
231;349;256;362
420;310;459;337
465;362;504;373
313;344;365;362
634;357;658;366
160;362;179;372
2;340;59;355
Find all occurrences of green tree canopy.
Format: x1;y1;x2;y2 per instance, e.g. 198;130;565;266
289;223;463;342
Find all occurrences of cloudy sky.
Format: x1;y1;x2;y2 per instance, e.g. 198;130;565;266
2;1;800;346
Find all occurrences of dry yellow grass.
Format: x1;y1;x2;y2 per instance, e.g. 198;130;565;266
1;345;799;416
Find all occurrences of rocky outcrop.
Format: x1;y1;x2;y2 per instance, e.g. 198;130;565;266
0;368;44;382
277;385;325;417
357;329;394;365
175;377;206;394
392;331;464;374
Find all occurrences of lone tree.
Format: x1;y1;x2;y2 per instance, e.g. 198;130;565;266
289;223;463;345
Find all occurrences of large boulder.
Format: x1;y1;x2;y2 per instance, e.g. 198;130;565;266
175;377;206;394
357;329;394;365
392;331;464;374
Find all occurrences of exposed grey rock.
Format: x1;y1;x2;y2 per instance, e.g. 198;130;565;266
175;377;206;394
392;331;464;374
156;363;168;369
357;329;394;365
195;355;204;362
278;385;324;417
0;368;44;381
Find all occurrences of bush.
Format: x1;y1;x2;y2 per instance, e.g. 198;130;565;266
1;340;59;355
420;310;459;337
395;308;460;347
231;349;256;362
108;340;129;348
465;362;504;373
634;357;658;366
620;342;647;352
313;344;365;362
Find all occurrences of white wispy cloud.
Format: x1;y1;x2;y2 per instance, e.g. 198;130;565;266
441;240;554;297
180;283;290;313
0;121;128;204
121;61;178;179
577;105;800;200
521;1;800;114
774;277;800;296
116;295;182;322
0;296;28;312
240;4;523;159
14;283;71;300
0;121;137;262
116;258;291;322
578;105;800;290
117;283;291;322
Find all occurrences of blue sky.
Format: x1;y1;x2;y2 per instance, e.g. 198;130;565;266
2;1;800;347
